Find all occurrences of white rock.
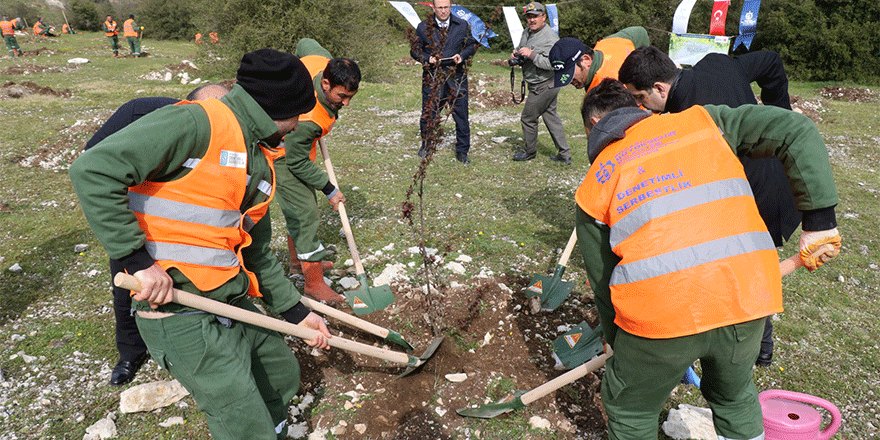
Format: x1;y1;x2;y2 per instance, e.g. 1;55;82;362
19;352;37;363
74;244;90;252
163;71;173;81
10;334;24;342
9;263;23;273
288;422;309;439
83;416;116;439
497;283;512;294
181;60;198;70
343;401;354;410
343;390;360;402
330;425;346;435
661;404;716;440
338;276;358;289
344;258;354;266
435;407;447;417
444;261;466;274
373;263;408;286
307;428;328;440
382;243;394;251
529;415;552;429
407;246;438;256
67;58;89;64
354;423;367;434
119;380;190;413
190;78;202;85
455;254;473;263
445;373;468;383
481;332;493;347
88;269;101;278
158;416;184;427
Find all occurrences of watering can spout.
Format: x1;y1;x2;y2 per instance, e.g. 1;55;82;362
759;390;841;440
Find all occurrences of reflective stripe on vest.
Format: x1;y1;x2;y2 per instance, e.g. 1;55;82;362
128;98;282;297
0;21;14;36
576;106;782;338
299;55;336;162
123;19;137;37
588;37;637;91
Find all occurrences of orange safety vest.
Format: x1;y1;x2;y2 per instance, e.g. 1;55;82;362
123;19;137;37
104;20;117;37
128;99;284;298
62;23;70;33
194;33;202;44
576;106;782;339
33;21;45;35
0;20;13;36
298;55;337;162
587;37;637;92
209;32;218;43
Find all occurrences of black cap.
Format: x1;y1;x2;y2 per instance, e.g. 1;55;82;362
129;14;134;19
550;37;588;88
236;49;316;120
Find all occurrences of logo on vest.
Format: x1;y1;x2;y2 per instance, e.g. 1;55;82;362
220;150;247;169
595;160;615;184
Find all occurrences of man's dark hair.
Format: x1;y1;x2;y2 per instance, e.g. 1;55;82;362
581;78;638;127
323;58;361;92
617;46;678;91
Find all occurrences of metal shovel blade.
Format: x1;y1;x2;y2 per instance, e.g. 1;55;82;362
456;391;527;418
345;273;395;316
525;265;575;311
551;322;604;370
398;336;444;378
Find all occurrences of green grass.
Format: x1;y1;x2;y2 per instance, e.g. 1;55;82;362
2;33;879;439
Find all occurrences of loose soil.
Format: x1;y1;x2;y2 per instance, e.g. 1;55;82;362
286;271;608;439
817;85;879;103
0;63;73;75
0;80;71;99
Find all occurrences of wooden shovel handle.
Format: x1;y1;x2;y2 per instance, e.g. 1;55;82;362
299;296;389;339
114;273;410;365
557;228;578;268
779;243;835;277
520;346;613;406
318;138;365;276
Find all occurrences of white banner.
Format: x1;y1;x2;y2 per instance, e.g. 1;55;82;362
668;34;731;66
672;0;699;34
389;1;422;28
503;6;524;48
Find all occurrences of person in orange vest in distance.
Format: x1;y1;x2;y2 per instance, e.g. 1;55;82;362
194;32;202;44
61;23;75;34
123;14;141;57
103;15;119;57
209;31;219;44
1;16;24;57
575;78;841;440
33;17;56;37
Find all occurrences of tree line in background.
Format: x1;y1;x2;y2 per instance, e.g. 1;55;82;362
5;0;878;83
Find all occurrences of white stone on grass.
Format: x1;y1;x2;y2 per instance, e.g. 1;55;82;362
529;415;551;429
444;261;466;274
339;277;359;289
68;58;89;64
119;380;189;413
445;373;467;383
661;404;715;440
159;416;184;427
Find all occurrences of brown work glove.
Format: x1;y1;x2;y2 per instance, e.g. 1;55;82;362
798;228;841;271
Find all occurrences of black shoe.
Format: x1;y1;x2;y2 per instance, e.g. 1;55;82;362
110;352;149;386
550;154;571;164
455;152;470;164
418;147;428;158
755;351;772;367
512;151;536;161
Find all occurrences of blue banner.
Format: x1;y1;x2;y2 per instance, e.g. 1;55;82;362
451;5;498;48
733;0;761;50
546;4;559;34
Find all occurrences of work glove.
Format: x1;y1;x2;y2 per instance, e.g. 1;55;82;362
798;228;841;271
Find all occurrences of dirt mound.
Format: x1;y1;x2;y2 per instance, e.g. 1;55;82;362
789;95;827;123
8;117;104;171
140;60;200;81
0;81;71;99
287;271;607;439
0;63;71;75
470;74;517;109
818;85;879;103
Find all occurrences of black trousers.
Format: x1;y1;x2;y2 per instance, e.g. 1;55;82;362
109;259;148;361
420;70;470;154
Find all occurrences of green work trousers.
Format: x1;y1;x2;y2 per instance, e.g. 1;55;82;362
127;36;140;57
603;318;766;440
273;158;327;262
136;299;300;440
108;35;118;55
3;35;20;56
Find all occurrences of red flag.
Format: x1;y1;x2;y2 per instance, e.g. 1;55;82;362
710;0;730;35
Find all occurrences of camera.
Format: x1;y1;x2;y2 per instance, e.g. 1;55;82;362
508;53;525;66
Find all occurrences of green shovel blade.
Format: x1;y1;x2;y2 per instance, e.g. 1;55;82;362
552;322;604;370
345;273;395;316
456;391;527;419
525;264;575;311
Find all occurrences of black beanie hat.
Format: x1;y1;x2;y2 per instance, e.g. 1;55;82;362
236;49;316;120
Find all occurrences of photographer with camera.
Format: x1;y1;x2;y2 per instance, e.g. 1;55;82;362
509;2;569;164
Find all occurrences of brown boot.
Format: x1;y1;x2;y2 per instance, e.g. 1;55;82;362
302;261;345;302
287;237;334;275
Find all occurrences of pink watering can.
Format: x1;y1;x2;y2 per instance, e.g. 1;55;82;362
760;389;841;440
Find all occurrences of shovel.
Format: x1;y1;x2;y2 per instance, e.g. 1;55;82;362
298;296;414;351
115;273;438;377
457;341;611;419
526;228;577;311
318;138;395;315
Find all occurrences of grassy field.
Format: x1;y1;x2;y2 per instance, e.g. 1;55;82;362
1;32;878;439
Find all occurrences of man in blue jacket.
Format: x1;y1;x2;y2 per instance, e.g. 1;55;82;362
411;0;477;164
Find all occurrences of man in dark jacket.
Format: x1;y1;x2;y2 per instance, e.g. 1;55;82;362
84;85;230;386
411;0;477;164
618;46;799;366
